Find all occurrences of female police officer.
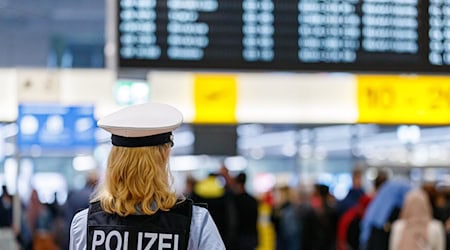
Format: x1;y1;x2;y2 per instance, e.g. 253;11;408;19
69;103;225;250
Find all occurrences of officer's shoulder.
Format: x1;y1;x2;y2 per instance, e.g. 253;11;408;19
172;198;207;215
71;208;88;226
193;203;207;209
74;207;89;216
181;198;208;208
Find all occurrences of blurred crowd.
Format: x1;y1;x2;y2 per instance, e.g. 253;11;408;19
1;165;450;250
268;168;450;250
0;172;98;250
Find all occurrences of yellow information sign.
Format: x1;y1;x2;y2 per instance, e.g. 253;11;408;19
193;74;237;123
357;75;450;124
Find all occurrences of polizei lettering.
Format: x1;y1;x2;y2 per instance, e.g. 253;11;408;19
91;230;180;250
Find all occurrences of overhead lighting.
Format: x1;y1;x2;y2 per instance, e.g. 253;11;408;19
114;80;150;105
169;155;202;171
239;130;297;149
314;146;327;160
32;173;68;204
4;158;17;194
299;144;312;159
73;155;97;171
253;173;276;194
1;123;18;138
397;125;421;144
173;130;195;147
250;147;265;160
224;156;248;171
281;143;297;157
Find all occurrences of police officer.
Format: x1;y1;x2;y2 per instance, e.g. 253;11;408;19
69;103;225;250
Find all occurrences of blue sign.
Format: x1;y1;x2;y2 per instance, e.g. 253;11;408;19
18;104;97;151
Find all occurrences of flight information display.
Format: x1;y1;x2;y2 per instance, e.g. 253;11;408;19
117;0;450;73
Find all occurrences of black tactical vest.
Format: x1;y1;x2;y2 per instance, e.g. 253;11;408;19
87;200;193;250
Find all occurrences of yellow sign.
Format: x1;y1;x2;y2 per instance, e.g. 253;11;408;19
357;75;450;124
193;74;237;123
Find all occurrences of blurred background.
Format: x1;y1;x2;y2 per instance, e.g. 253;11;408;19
1;0;450;249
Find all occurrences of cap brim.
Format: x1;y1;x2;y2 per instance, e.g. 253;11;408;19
97;102;183;138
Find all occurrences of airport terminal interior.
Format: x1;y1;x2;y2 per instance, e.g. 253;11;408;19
2;0;450;250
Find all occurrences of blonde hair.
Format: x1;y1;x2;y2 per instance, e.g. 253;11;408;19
92;144;177;216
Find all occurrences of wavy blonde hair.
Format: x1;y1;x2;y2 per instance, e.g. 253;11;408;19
92;144;177;216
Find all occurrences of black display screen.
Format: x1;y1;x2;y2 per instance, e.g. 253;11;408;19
117;0;450;73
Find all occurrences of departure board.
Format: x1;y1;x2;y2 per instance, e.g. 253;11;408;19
117;0;450;73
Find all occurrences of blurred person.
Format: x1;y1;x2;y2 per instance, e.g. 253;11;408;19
360;178;412;250
0;185;13;227
336;167;365;217
336;168;388;250
65;171;99;218
291;186;323;250
433;190;450;224
422;183;450;224
183;174;197;199
44;192;66;250
271;185;300;250
233;172;258;250
69;103;224;250
27;189;58;250
372;169;389;195
63;171;99;249
191;172;236;249
434;185;450;250
433;186;450;250
311;183;338;250
219;164;235;190
389;188;445;250
445;217;450;250
336;195;371;250
422;183;439;215
0;185;18;250
272;183;335;250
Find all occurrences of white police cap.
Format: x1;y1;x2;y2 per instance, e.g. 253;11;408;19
97;102;183;147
